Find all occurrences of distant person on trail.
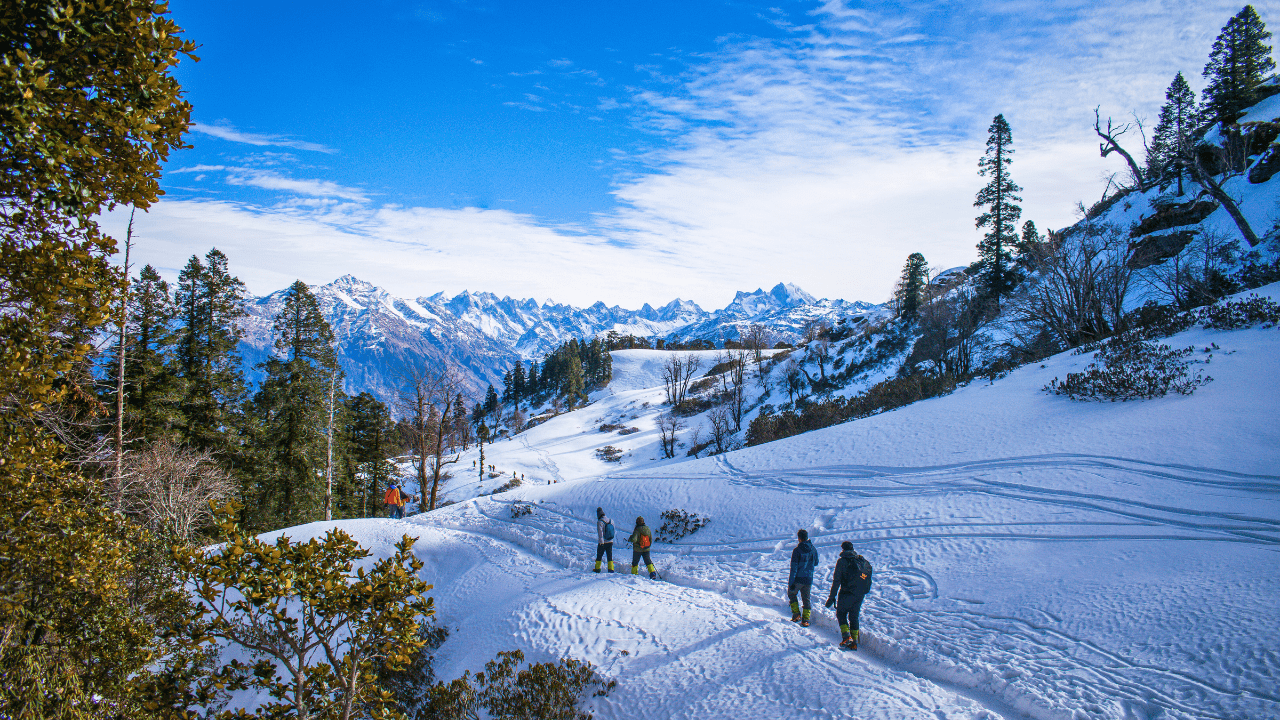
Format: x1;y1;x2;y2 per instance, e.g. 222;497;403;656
825;541;874;650
627;516;658;579
384;484;405;519
594;507;616;573
788;529;819;627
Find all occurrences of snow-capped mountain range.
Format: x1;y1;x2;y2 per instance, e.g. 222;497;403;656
239;276;877;400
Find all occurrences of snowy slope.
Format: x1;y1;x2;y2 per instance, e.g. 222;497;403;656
245;284;1280;720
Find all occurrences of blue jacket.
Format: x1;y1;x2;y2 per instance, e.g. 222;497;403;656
788;539;819;585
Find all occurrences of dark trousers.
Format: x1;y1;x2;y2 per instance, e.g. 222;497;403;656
595;543;613;562
632;550;653;570
788;581;812;610
837;593;866;633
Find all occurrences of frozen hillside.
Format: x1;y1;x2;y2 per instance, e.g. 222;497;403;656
265;284;1280;720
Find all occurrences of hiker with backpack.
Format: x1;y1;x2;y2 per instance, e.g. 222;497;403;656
825;541;873;650
384;484;404;519
594;507;616;573
787;529;819;627
627;516;658;579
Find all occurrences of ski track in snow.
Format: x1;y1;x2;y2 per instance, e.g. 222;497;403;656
425;454;1280;720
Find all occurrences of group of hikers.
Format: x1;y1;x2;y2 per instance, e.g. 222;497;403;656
592;507;659;579
787;528;873;649
591;510;873;650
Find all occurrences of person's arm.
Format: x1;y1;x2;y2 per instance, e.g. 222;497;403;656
787;546;798;587
826;559;842;606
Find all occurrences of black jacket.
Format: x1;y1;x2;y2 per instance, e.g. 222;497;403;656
827;550;872;603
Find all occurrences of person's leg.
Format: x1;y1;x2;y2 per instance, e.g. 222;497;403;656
595;543;606;572
849;593;866;643
605;542;614;572
787;584;801;619
799;582;812;623
631;550;641;574
642;551;656;578
836;596;853;641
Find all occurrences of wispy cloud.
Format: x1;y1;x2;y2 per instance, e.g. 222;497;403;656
191;122;338;154
131;1;1256;308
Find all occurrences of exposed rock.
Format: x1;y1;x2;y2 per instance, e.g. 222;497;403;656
1130;200;1218;238
1127;230;1197;270
1248;143;1280;183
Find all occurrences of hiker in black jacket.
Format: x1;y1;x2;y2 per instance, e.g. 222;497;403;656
825;541;873;649
594;507;616;573
787;529;819;626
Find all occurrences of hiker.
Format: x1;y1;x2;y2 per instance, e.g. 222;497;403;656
384;484;404;519
594;507;616;573
627;515;658;579
825;541;874;650
787;529;819;626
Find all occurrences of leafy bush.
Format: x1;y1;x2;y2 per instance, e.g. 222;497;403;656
1122;301;1197;339
616;426;640;435
655;509;710;542
492;476;523;494
1198;295;1280;329
419;649;614;720
1045;333;1211;401
595;446;623;463
510;503;534;519
598;423;625;432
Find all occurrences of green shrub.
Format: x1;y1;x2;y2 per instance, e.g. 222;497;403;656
1198;295;1280;329
655;509;709;542
418;649;615;720
1046;333;1211;401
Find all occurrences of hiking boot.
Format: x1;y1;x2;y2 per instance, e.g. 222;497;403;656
649;571;658;580
839;637;854;649
791;613;802;623
800;619;810;627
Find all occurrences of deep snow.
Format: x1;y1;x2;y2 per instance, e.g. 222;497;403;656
259;285;1280;720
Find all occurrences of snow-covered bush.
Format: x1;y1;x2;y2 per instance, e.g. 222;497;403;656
1198;295;1280;329
510;503;534;519
595;445;623;462
491;476;523;494
1045;333;1211;401
656;509;710;542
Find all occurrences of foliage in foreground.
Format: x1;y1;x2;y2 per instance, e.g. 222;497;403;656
403;649;615;720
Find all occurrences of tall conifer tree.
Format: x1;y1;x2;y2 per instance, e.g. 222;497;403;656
120;264;183;441
253;281;339;526
974;114;1023;303
175;248;247;455
1203;5;1275;125
895;253;930;320
1147;73;1200;194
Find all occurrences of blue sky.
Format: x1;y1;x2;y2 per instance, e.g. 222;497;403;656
107;0;1275;308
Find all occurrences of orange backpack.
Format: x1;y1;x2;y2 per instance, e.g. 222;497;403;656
384;487;400;505
638;532;651;550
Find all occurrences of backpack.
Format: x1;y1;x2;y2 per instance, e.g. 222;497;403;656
852;555;874;594
603;521;615;542
384;487;400;506
637;531;651;550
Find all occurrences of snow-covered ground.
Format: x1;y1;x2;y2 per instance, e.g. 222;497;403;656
277;285;1279;720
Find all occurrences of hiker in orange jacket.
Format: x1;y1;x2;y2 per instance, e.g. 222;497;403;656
627;516;657;579
384;484;408;519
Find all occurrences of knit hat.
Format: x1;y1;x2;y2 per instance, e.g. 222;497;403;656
841;541;853;551
596;507;604;517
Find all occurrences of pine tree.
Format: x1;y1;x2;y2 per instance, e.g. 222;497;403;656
175;248;248;455
1203;5;1275;125
974;114;1023;303
484;384;500;417
342;392;395;517
253;281;339;526
512;363;526;405
1146;73;1200;194
894;253;930;320
118;264;185;442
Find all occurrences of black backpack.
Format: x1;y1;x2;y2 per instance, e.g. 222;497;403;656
852;554;873;594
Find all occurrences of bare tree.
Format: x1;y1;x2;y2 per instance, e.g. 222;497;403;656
660;352;700;406
119;439;235;539
656;412;682;459
1094;107;1149;190
705;404;737;456
809;338;831;380
112;211;134;506
782;357;804;405
726;349;748;431
398;366;466;511
1145;228;1240;310
1013;223;1132;348
914;293;990;378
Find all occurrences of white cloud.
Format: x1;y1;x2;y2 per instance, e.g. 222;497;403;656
191;122;337;153
127;1;1258;310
